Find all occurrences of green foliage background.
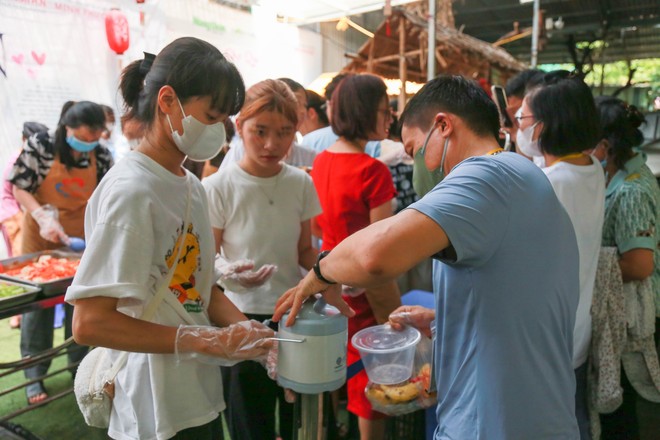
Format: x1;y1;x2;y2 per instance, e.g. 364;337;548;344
540;59;660;110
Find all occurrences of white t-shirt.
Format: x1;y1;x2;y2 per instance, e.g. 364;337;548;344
66;151;224;440
543;156;605;368
218;137;317;171
203;162;321;314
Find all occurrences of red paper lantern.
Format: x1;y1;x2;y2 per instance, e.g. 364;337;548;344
105;9;130;55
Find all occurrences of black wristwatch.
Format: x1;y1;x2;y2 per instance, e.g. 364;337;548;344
313;250;336;284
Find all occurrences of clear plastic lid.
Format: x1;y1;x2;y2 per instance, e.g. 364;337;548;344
352;324;421;354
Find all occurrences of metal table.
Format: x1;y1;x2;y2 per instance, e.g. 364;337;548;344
0;294;64;320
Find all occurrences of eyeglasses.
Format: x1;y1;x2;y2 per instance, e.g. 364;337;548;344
514;114;535;123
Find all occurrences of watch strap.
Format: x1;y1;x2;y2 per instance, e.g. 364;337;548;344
313;250;336;284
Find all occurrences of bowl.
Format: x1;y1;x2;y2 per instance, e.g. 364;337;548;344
352;324;421;385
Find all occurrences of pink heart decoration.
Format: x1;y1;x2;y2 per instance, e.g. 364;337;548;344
31;51;46;65
27;68;36;79
12;54;23;65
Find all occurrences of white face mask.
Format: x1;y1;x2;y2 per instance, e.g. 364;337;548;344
516;120;542;157
128;138;141;150
166;98;226;162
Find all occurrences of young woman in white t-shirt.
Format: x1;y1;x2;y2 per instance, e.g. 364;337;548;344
203;79;321;440
516;70;604;440
66;37;274;440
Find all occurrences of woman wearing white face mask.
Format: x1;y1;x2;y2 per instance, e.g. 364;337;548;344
65;38;274;440
518;70;604;440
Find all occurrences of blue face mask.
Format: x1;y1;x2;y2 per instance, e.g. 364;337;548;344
67;135;98;152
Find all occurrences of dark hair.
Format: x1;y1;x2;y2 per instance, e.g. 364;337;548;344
224;118;235;144
100;104;115;122
22;121;48;139
59;101;76;120
305;89;329;127
54;101;106;169
389;114;401;140
400;75;500;139
595;96;646;170
324;73;352;101
505;69;544;99
278;78;305;94
119;37;245;127
331;74;387;140
526;74;600;156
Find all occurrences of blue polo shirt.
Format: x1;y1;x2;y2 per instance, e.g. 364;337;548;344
409;152;579;439
302;126;381;158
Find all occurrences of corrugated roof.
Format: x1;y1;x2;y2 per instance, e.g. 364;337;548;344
451;0;660;63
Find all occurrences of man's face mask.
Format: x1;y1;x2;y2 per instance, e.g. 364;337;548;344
412;125;449;197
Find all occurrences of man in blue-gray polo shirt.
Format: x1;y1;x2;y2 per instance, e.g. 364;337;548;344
274;75;579;440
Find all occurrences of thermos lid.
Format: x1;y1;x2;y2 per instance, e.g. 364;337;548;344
280;297;347;336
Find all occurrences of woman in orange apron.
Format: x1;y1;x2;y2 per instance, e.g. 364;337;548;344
8;101;113;405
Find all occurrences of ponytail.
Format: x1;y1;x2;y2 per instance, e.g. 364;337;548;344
119;58;149;124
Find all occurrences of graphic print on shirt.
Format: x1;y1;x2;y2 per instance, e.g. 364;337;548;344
166;222;204;313
54;176;95;199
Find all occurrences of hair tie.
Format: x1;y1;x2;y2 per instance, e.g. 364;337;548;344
139;52;156;75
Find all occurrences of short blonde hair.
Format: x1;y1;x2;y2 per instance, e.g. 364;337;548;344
238;79;298;127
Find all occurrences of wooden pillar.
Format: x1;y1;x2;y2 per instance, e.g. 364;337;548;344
367;39;376;73
398;17;407;112
419;31;426;76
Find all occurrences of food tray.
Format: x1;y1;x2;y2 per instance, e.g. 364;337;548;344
0;279;41;311
0;249;81;297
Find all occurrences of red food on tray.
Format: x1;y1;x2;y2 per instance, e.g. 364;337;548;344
1;255;80;282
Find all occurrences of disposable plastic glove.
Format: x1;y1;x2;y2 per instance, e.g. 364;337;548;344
215;256;277;292
388;305;435;338
261;340;279;380
31;204;69;244
174;320;275;366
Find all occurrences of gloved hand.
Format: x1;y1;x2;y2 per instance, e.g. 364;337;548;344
175;320;275;366
388;305;436;338
215;256;277;292
31;204;69;244
262;340;279;380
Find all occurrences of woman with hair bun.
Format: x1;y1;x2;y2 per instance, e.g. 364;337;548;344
9;100;112;405
66;37;274;439
594;96;660;439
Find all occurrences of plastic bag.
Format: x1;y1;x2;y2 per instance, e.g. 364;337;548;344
364;335;437;416
74;347;116;428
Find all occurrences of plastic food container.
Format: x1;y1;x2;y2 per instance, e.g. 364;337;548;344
352;324;421;385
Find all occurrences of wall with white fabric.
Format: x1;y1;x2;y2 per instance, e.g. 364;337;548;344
0;0;322;166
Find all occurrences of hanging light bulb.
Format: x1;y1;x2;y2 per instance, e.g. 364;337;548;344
336;17;349;32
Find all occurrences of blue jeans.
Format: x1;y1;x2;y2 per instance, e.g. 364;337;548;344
20;303;87;381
